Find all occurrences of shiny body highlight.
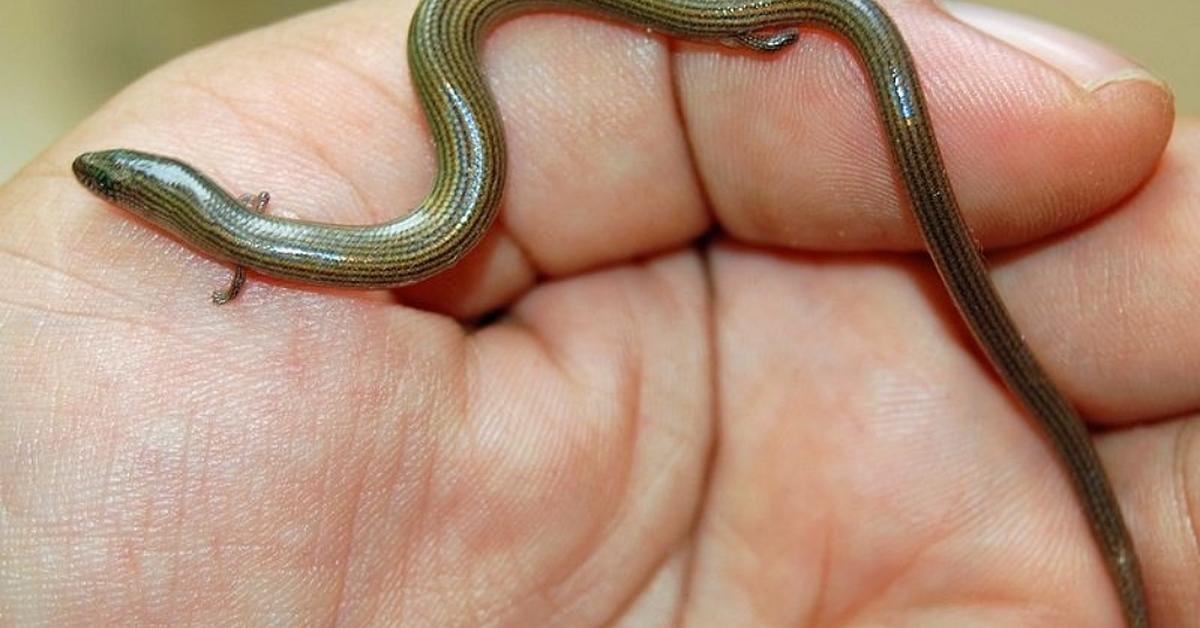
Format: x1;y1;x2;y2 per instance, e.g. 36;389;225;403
71;1;1149;624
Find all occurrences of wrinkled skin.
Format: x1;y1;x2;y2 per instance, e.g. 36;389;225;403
1;0;1197;626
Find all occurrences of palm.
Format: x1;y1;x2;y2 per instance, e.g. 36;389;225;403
2;1;1195;626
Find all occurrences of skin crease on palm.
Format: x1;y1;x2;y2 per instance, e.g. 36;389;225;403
0;0;1198;625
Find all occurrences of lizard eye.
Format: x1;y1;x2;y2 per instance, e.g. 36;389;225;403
72;152;123;200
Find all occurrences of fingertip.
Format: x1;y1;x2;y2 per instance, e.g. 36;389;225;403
941;2;1163;91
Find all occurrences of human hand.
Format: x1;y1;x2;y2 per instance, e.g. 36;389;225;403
2;0;1196;625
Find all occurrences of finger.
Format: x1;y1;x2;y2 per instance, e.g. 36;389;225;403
24;0;705;315
991;120;1200;421
19;0;1172;316
679;1;1173;251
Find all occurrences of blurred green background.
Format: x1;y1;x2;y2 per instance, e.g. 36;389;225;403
1;0;1196;183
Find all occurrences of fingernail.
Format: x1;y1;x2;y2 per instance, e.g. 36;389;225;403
940;2;1167;92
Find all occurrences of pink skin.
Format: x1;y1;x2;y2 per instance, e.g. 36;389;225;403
1;0;1196;626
